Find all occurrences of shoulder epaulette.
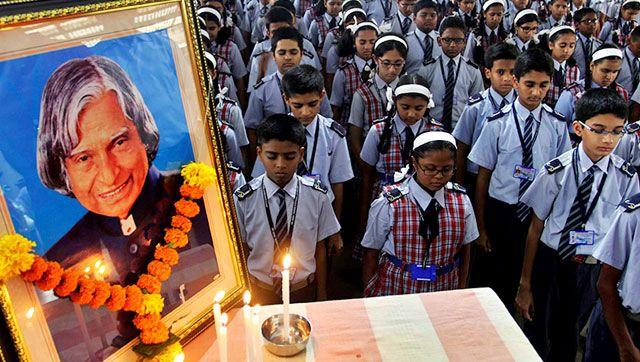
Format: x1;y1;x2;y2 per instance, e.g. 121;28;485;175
544;158;565;174
303;49;314;59
385;188;405;203
301;177;328;193
565;82;580;90
226;161;240;172
234;183;254;200
429;117;445;128
221;120;234;130
625;122;640;134
445;182;466;193
543;104;565;121
467;92;485;106
221;95;238;105
620;161;636;178
466;58;478;68
253;79;265;90
338;62;350;70
621;193;640;212
329;120;346;137
486;108;506;122
253;49;270;59
423;58;437;67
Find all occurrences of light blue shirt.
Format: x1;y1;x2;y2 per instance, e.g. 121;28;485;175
364;0;399;25
617;46;638;94
614;132;640;167
521;144;640;255
348;74;399;135
573;33;602;80
361;177;479;255
405;29;442;75
330;55;372;107
592;196;640;313
555;80;603;124
468;99;572;204
452;88;517;174
251;114;354;201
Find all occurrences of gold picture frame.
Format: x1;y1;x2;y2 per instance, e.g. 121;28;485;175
0;0;248;360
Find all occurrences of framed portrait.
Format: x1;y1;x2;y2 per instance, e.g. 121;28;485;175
0;0;248;360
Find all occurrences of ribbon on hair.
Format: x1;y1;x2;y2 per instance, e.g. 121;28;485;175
394;164;411;183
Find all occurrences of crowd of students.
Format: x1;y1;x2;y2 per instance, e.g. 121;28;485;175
194;0;640;359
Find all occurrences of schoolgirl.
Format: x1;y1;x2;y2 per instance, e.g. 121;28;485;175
506;9;540;53
198;26;239;102
539;25;579;107
599;0;640;47
464;0;509;68
323;1;367;75
308;0;343;50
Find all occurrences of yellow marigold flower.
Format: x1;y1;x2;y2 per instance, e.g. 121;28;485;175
180;162;216;189
148;342;183;362
0;234;36;282
140;293;165;315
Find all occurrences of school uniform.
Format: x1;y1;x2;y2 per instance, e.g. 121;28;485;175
251;114;354;202
417;54;485;131
217;95;249;148
405;29;443;75
348;74;398;140
364;0;399;25
599;18;637;48
214;56;239;102
213;40;248;81
555;80;630;127
614;122;640;167
219;121;244;168
227;161;247;192
234;174;341;305
457;9;479;32
463;25;509;67
360;114;445;196
247;38;320;92
520;144;640;360
539;15;567;30
244;0;270;39
331;55;374;125
617;46;640;95
545;59;580;108
322;28;350;74
573;33;602;80
361;177;479;296
502;2;518;31
380;11;416;35
467;99;571;312
505;35;534;54
294;0;313;18
585;193;640;361
244;72;333;130
309;13;341;49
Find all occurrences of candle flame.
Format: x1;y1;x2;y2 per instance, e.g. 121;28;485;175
253;304;261;315
243;290;251;305
174;352;185;362
94;259;102;269
220;312;228;326
84;266;91;274
283;254;291;269
98;265;106;275
214;290;225;303
26;307;35;319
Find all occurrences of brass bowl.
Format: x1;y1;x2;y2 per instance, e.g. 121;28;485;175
261;313;312;357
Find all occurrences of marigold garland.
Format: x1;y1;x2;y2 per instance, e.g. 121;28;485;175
0;162;215;350
148;342;183;362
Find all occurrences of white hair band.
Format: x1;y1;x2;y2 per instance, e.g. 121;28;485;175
348;20;379;35
394;84;435;108
197;7;222;25
623;0;640;7
413;131;457;150
342;8;366;21
200;28;210;40
548;25;574;39
592;48;623;62
374;34;408;51
482;0;506;12
204;51;217;69
514;9;538;25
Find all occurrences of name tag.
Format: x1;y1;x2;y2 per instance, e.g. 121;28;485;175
410;264;436;281
269;265;296;280
569;230;595;245
513;164;537;181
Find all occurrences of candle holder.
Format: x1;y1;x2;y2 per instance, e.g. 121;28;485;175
261;313;311;357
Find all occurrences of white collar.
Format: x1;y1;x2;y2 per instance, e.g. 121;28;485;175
415;28;428;40
553;59;566;71
374;73;399;90
353;54;368;71
489;87;515;105
442;54;461;67
408;177;446;210
626;46;638;60
120;214;137;236
263;174;298;199
515;37;530;48
324;12;341;24
276;71;284;80
305;115;319;136
397;11;410;21
578;143;610;174
394;113;423;135
514;97;542;122
484;24;497;36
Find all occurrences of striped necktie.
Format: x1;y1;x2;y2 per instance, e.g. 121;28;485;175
516;114;535;221
442;59;455;131
557;166;595;260
273;189;289;265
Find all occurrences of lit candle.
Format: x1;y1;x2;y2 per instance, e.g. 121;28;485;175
242;291;254;361
219;313;228;362
282;254;291;343
213;290;225;335
252;305;262;361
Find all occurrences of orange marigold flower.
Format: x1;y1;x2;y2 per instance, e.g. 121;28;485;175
133;312;161;330
139;321;169;344
147;261;171;282
164;228;188;249
105;285;126;311
70;278;96;305
154;245;179;266
171;215;192;234
54;269;81;297
174;199;200;218
21;256;47;282
137;274;161;294
123;285;144;313
179;184;205;200
89;281;111;309
35;261;63;291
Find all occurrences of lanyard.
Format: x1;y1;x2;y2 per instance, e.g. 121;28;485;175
307;120;321;174
571;148;608;229
578;36;591;61
274;76;290;114
512;105;541;157
412;196;439;267
415;33;430;62
487;91;506;112
438;56;463;87
379;0;392;18
624;49;637;75
262;180;300;250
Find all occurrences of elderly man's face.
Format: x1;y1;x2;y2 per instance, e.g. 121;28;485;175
64;91;149;219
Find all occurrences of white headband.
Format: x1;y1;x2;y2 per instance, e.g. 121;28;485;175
548;25;574;39
623;0;640;7
204;51;217;69
348;20;379;35
592;48;623;62
413;131;457;150
200;28;210;40
342;8;366;21
197;7;222;25
394;84;435;108
374;34;407;51
342;0;362;9
482;0;505;12
514;9;537;25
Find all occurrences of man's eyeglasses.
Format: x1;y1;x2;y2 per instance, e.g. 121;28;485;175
416;164;455;176
440;37;465;44
578;121;624;136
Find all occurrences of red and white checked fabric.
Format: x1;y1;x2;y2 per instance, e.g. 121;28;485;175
356;81;385;136
216;40;234;66
315;16;330;48
545;64;580;107
215;55;232;92
566;81;630;106
228;169;239;190
296;0;312;18
365;186;466;296
218;99;235;124
337;61;364;126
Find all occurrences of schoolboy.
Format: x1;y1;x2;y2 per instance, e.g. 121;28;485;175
405;0;443;75
234;114;342;305
540;0;569;30
380;0;418;35
245;27;333;171
515;89;639;360
417;15;484;132
251;65;354;218
468;48;571;313
572;8;602;79
616;25;640;94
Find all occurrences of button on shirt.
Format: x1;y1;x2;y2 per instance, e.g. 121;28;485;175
251;114;354;201
521;144;640;255
468;99;572;204
453;88;516;174
234;174;341;285
592;203;640;313
361;177;479;255
405;29;442;74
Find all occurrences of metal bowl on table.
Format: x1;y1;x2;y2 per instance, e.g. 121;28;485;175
261;313;312;357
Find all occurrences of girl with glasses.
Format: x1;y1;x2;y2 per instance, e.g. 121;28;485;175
506;9;540;54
